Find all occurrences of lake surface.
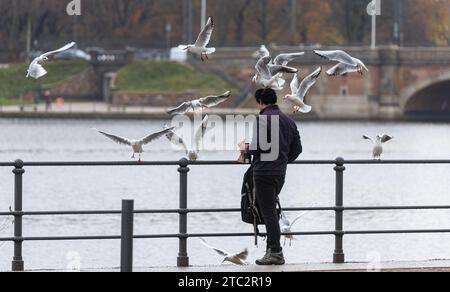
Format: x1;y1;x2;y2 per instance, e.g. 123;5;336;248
1;118;450;271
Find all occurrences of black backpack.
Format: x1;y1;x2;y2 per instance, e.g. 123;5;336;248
241;166;282;246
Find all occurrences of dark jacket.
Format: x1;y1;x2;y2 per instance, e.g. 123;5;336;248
248;105;302;176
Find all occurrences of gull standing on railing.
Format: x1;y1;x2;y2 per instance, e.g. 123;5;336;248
199;238;249;265
164;115;210;161
26;42;76;79
178;17;215;62
363;134;394;160
93;127;174;162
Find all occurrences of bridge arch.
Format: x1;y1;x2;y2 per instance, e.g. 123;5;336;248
400;70;450;116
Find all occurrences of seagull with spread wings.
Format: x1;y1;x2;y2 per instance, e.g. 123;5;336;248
280;212;307;246
167;91;231;115
199;238;249;265
26;42;76;79
94;127;174;162
363;134;394;160
314;50;368;76
252;56;298;90
178;17;215;62
284;67;322;114
164;115;210;162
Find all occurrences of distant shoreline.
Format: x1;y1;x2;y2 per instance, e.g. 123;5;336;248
1;111;450;123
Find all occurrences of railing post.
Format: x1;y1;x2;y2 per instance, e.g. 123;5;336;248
333;157;345;264
120;200;134;273
12;159;25;272
177;158;190;267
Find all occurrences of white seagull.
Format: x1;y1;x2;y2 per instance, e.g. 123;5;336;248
284;67;322;114
199;238;249;265
363;134;394;160
252;47;305;84
167;91;231;115
178;17;215;62
253;56;298;90
272;52;305;67
94;127;174;162
26;42;76;79
314;50;368;76
164;115;210;161
280;212;307;246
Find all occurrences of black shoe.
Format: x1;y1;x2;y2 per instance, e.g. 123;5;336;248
255;250;285;266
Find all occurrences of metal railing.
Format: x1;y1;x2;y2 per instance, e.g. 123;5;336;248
1;158;450;272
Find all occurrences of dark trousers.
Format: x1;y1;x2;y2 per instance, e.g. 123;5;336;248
254;175;285;253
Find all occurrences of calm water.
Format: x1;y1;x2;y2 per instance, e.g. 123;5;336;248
1;118;450;271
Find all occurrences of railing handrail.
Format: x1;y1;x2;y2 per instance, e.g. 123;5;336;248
0;159;450;167
1;158;450;271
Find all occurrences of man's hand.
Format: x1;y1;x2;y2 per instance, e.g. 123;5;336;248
238;140;248;153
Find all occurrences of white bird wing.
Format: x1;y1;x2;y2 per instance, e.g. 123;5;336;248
269;65;298;77
167;102;192;115
199;238;228;257
235;249;249;261
41;42;76;58
290;213;307;228
380;135;394;143
273;52;305;66
198;91;231;108
140;127;175;145
255;56;272;80
326;63;358;76
363;135;375;143
194;17;214;48
164;127;189;154
290;74;300;96
95;129;132;146
297;67;322;101
314;50;358;67
195;115;210;151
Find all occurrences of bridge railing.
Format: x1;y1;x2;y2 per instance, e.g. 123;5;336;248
1;158;450;272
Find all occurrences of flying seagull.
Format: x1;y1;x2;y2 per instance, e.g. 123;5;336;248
284;67;322;114
363;134;394;160
199;238;249;265
167;91;231;115
26;42;76;79
94;127;174;162
252;47;304;84
178;17;215;62
253;56;298;90
314;50;368;76
272;52;305;67
164;115;210;161
280;212;307;246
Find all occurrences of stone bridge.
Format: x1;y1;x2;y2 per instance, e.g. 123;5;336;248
201;46;450;120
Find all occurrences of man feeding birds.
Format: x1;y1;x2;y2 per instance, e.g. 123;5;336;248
241;88;303;266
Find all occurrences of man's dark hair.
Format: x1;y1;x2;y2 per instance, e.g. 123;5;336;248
255;89;277;105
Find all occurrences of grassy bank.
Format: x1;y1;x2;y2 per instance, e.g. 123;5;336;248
115;61;238;96
0;61;89;103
